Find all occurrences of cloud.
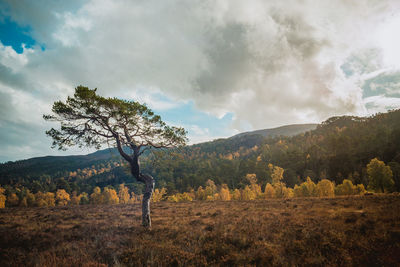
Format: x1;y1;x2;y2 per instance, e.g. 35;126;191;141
364;95;400;114
1;0;400;161
341;48;384;78
186;125;214;144
0;84;96;162
0;42;32;71
362;70;400;97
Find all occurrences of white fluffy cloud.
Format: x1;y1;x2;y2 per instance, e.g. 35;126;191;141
1;0;400;161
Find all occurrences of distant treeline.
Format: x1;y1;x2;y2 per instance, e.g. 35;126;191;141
0;158;395;208
0;109;400;195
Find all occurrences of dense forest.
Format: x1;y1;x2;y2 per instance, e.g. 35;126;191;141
0;109;399;197
141;110;400;193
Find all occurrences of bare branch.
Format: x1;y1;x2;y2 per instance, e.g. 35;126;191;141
115;135;132;162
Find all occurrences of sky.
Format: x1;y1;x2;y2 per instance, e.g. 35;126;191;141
1;0;400;162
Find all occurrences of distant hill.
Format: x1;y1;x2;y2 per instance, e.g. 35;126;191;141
1;110;400;194
0;122;317;192
0;124;316;180
0;149;120;178
230;124;318;139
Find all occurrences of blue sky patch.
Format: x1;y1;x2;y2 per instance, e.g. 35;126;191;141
362;72;400;98
158;100;235;140
0;16;36;53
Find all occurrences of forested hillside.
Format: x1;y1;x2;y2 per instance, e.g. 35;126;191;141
1;110;400;195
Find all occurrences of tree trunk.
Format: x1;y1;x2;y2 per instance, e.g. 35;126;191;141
129;155;155;228
116;141;157;228
140;173;155;228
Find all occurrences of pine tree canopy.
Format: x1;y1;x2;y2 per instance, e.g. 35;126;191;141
43;86;187;156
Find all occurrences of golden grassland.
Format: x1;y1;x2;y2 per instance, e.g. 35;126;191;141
0;194;400;266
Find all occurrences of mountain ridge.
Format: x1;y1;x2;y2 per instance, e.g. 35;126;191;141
230;123;318;139
1;123;317;165
1;109;399;194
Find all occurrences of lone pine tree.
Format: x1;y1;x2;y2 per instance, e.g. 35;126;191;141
44;86;187;227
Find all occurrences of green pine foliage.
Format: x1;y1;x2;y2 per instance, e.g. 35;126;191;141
1;109;400;195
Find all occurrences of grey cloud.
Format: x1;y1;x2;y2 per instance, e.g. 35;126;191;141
0;63;28;89
0;91;46;161
0;90;13;119
194;23;251;96
0;118;94;162
190;3;361;126
269;10;327;59
0;89;95;162
1;0;400;161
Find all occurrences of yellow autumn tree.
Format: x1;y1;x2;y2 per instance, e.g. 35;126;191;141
206;195;214;201
293;184;302;197
285;188;294;198
70;191;82;205
180;192;193;202
269;164;284;184
242;185;256;200
335;179;361;196
316;179;335;197
0;187;6;208
167;194;179;202
219;184;231;201
102;187;119;204
152;188;167;202
35;192;48;207
264;183;275;198
26;190;36;207
232;189;241;200
274;183;292;198
246;174;263;199
304;176;317;196
196;186;206;200
7;193;19;207
205;179;217;199
356;184;366;195
44;192;56;207
167;192;193;202
246;173;257;184
268;164;291;198
56;189;71;206
294;177;317;197
90;186;103;204
188;188;196;200
118;184;130;204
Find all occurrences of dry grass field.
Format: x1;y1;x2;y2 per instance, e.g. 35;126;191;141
1;194;400;266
